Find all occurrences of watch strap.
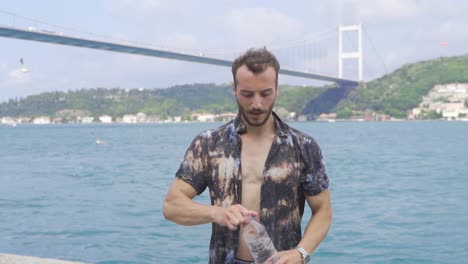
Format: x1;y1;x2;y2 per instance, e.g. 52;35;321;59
295;246;310;263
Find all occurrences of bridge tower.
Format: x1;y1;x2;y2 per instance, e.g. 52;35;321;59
338;24;363;81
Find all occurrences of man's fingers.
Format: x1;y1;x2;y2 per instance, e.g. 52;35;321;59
227;205;247;224
225;221;236;230
223;210;244;230
215;205;259;229
234;206;249;222
226;211;241;226
234;204;258;221
247;210;258;217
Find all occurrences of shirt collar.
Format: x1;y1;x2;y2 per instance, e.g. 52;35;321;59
234;111;288;138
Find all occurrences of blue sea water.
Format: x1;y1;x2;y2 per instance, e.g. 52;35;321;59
0;121;467;264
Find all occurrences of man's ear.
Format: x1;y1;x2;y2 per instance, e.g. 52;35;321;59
232;83;237;96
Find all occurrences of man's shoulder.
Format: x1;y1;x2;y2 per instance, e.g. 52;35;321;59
285;124;319;146
274;113;318;147
284;124;325;165
193;119;236;141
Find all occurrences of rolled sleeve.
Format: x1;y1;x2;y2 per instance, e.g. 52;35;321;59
300;139;329;196
175;135;208;195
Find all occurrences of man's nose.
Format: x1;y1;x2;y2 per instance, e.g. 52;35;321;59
252;95;262;108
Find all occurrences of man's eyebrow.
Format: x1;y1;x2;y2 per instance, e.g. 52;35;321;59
237;87;274;94
259;88;274;93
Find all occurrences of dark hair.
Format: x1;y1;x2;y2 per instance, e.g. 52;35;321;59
231;47;280;87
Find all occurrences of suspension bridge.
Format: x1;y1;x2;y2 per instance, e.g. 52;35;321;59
0;10;376;87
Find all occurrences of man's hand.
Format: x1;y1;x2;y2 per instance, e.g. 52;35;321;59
211;204;257;230
276;249;303;264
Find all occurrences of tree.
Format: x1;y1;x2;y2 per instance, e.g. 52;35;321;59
336;107;353;118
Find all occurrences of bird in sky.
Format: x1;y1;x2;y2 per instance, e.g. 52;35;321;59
20;58;29;73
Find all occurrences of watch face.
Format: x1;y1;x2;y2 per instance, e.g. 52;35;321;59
296;247;310;262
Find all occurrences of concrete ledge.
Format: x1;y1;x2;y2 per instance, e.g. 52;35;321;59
0;253;87;264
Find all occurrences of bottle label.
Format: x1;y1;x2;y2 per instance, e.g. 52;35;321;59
243;219;279;264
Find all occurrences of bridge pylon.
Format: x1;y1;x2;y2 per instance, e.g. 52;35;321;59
338;24;363;81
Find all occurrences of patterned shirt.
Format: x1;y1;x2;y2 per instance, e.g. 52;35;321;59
176;112;329;264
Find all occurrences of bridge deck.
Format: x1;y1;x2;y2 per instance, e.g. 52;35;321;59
0;25;358;86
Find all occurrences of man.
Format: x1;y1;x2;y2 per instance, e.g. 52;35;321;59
163;48;331;264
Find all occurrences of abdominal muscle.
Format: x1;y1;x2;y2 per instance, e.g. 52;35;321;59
236;180;261;261
236;133;273;261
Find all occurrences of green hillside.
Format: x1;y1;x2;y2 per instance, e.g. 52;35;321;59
0;83;327;119
2;53;468;120
336;54;468;118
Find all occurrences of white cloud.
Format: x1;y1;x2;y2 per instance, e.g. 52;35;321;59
103;0;196;18
104;0;163;15
433;19;468;39
383;51;403;66
346;0;421;21
422;1;467;18
70;51;217;90
225;8;303;47
332;0;468;25
141;0;163;10
6;69;31;85
436;21;455;37
0;67;32;101
158;33;198;51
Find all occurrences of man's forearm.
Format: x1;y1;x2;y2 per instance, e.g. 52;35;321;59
163;191;215;226
163;179;257;228
298;204;332;254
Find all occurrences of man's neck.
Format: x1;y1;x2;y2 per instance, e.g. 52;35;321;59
244;114;276;137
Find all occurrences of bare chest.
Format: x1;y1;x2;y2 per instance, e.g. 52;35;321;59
236;134;275;259
240;136;274;184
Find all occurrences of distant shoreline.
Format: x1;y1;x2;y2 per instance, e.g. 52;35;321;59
2;119;468;127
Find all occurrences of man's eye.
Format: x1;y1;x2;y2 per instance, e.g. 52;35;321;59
242;93;253;98
261;91;272;97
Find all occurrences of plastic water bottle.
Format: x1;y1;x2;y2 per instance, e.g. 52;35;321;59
243;216;279;264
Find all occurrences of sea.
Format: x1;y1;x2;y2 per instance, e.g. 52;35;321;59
1;121;467;264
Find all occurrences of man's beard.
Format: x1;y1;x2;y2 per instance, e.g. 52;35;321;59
237;100;274;127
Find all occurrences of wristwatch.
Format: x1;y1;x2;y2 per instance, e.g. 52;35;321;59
295;246;310;263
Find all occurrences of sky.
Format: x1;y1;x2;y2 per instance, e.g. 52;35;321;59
0;0;467;102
